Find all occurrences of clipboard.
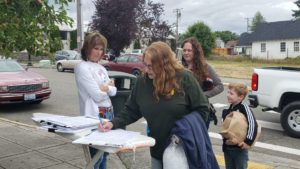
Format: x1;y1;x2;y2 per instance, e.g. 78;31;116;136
72;129;156;153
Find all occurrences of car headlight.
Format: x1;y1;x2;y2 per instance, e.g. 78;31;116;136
0;86;8;92
42;82;49;88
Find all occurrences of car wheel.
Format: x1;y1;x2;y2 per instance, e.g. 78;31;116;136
280;101;300;138
57;63;64;72
132;69;140;76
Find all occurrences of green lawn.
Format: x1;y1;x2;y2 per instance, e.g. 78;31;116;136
207;56;300;79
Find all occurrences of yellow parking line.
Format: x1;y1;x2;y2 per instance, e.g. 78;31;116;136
215;154;273;169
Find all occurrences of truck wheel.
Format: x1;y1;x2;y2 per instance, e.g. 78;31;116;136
280;101;300;138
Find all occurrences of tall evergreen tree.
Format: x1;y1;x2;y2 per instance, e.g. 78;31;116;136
292;0;300;19
251;11;266;32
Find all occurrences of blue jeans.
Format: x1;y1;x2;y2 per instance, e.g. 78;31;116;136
224;147;248;169
89;147;108;169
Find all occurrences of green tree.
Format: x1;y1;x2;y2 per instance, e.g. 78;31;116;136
251;11;266;32
91;0;139;56
182;21;215;57
133;40;141;49
292;0;300;19
0;0;73;61
214;31;239;43
136;0;171;45
91;0;170;56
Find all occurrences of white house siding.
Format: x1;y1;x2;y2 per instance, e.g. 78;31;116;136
252;39;300;59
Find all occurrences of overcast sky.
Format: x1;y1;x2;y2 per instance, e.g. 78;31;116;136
65;0;298;35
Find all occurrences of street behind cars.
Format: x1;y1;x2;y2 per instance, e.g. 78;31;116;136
0;60;51;104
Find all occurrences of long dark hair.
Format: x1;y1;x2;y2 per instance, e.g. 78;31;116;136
181;37;208;84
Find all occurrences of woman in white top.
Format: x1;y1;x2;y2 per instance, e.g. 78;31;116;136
75;32;116;169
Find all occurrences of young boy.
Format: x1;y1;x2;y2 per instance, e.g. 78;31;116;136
222;83;259;169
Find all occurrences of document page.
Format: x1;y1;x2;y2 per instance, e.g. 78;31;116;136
73;129;140;147
32;114;99;129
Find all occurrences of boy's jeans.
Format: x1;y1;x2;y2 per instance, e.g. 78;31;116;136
224;147;248;169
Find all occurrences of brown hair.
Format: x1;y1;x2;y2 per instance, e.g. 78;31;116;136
181;37;208;84
81;32;107;61
143;41;184;100
228;83;248;98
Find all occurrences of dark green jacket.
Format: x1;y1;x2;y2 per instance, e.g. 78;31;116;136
111;69;209;160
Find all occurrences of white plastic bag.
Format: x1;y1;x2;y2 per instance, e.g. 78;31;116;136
163;135;189;169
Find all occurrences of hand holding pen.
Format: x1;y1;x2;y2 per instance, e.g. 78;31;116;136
98;119;113;132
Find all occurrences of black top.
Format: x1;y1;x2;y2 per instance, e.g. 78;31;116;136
111;69;209;159
222;102;258;151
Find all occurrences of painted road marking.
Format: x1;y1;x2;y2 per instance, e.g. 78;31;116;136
209;132;300;156
215;154;273;169
141;121;299;156
257;120;283;131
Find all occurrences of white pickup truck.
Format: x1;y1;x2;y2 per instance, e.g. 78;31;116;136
248;67;300;138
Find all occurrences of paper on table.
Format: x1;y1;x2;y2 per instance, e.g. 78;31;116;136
32;114;99;129
73;129;141;147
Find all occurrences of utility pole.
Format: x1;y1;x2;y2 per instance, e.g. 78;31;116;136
77;0;83;53
174;8;182;47
245;17;251;32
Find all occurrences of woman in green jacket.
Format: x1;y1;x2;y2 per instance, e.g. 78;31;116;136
99;41;209;169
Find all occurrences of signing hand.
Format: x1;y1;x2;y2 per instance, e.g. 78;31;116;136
98;121;113;132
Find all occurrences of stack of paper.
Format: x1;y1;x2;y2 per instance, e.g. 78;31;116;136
73;129;156;153
32;113;100;133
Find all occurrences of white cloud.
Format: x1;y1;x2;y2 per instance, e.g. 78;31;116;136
65;0;298;35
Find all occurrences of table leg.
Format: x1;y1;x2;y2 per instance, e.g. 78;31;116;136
83;145;104;169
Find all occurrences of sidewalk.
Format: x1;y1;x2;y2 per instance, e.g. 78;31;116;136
0;118;126;169
2;117;300;169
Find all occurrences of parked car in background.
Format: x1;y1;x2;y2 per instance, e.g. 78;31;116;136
56;55;108;72
56;54;82;72
0;60;51;104
55;50;80;61
131;49;142;54
103;54;144;76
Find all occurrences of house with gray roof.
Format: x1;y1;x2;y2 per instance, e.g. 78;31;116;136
237;19;300;59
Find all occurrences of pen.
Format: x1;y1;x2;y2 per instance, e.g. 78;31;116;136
98;114;104;128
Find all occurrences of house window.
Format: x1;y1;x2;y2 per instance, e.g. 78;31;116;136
280;42;286;52
294;42;299;52
261;43;266;52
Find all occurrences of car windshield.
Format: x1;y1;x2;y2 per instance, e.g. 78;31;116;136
69;50;81;60
0;60;24;72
